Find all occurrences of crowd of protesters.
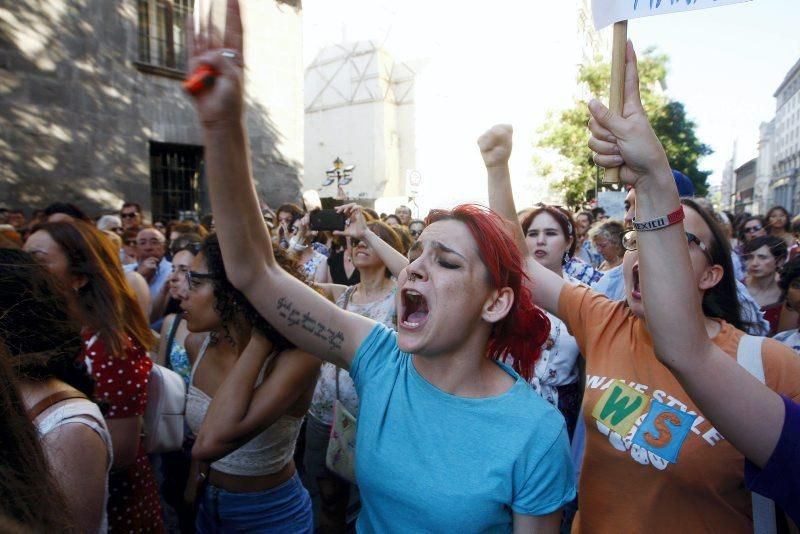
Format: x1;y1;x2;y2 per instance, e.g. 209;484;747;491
1;7;799;533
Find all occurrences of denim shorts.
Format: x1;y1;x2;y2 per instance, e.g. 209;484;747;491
196;472;313;533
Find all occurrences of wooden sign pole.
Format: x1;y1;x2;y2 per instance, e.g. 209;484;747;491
602;20;628;185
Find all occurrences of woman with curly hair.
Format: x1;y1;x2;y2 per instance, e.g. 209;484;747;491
23;221;162;532
181;233;320;532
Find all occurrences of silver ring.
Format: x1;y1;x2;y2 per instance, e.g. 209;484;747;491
221;51;237;58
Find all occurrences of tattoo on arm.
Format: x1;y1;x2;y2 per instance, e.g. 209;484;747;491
276;297;345;351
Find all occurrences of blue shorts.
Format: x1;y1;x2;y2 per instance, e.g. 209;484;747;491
197;472;313;533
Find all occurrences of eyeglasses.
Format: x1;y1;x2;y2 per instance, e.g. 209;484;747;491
744;225;763;233
121;212;138;219
623;229;713;263
137;238;165;246
185;271;215;290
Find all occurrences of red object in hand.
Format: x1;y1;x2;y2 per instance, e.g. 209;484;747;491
183;64;218;95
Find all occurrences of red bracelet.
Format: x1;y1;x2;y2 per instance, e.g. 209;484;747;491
632;206;684;232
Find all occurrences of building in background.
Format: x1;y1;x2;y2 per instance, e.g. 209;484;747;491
754;120;774;215
0;0;303;221
720;154;735;212
765;57;800;214
733;157;757;215
304;41;418;208
726;57;800;216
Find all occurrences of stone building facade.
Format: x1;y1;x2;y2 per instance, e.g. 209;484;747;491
0;0;303;221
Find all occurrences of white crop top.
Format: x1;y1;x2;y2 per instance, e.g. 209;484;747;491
185;335;304;476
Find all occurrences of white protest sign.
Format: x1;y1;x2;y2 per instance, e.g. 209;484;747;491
592;0;751;30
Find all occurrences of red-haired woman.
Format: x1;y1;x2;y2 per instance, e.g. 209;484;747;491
185;7;574;530
24;221;164;532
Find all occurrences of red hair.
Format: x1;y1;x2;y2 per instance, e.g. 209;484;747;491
425;204;550;380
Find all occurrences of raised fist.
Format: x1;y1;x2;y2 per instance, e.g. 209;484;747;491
478;124;513;169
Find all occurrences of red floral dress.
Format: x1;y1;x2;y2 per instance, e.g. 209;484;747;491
83;331;164;533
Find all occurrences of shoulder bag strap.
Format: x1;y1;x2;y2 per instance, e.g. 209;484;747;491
736;335;776;534
164;315;182;371
28;390;88;422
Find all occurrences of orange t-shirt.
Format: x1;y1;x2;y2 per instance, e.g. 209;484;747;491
560;284;800;533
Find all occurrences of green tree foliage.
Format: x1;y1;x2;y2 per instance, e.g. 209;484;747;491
536;49;712;208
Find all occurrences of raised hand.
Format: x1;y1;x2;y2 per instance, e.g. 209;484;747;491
587;41;671;189
334;203;368;240
186;0;245;128
478;124;513;169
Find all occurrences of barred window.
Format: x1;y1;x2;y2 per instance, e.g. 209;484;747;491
150;142;206;223
137;0;193;72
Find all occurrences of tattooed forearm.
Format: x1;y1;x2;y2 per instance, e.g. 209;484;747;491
277;296;344;351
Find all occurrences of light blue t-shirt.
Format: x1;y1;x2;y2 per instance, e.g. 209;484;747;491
350;324;576;533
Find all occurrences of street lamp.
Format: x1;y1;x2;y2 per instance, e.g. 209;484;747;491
323;157;355;199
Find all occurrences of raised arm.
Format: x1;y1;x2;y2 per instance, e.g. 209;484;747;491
334;203;409;278
587;41;784;467
186;0;373;366
478;125;566;315
192;331;320;461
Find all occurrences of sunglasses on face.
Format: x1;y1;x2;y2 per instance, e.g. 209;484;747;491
125;240;137;246
622;229;713;263
121;212;137;219
185;271;215;290
745;225;763;233
410;230;422;237
349;237;365;248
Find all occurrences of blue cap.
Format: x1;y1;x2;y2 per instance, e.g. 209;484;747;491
672;170;694;198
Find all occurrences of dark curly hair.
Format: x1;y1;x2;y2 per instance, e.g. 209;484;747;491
779;255;800;296
0;249;96;399
201;233;305;351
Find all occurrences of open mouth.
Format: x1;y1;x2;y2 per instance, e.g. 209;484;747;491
534;250;547;258
631;264;641;300
401;289;429;330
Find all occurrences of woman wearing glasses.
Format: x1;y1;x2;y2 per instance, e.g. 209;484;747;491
304;203;406;532
181;234;320;532
483;42;800;532
589;48;800;527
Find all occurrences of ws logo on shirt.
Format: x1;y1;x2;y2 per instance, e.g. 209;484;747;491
591;380;697;467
